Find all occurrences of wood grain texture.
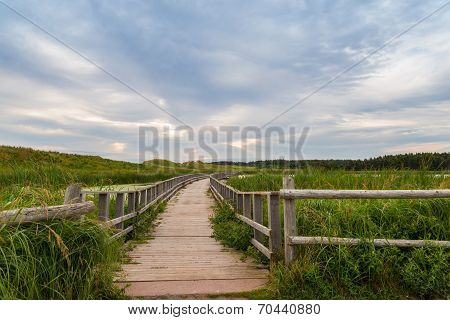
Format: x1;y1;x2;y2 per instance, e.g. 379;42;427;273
117;179;268;297
280;188;450;199
0;202;95;225
64;184;82;204
289;236;450;247
283;176;296;265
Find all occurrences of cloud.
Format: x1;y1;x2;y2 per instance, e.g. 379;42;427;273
0;0;449;161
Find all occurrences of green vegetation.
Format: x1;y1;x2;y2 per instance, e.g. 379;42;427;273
210;203;268;265
0;219;124;299
214;152;449;170
0;146;198;300
210;171;450;299
1;146;448;299
0;199;168;300
0;146;250;210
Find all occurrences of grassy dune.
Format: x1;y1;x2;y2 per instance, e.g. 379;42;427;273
211;171;450;299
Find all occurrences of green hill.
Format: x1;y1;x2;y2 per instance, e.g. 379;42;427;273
0;145;137;171
0;146;199;209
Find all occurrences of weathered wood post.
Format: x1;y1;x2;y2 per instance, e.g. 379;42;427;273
268;193;282;257
134;191;140;210
115;193;125;229
151;186;156;202
237;193;244;213
140;189;147;208
64;184;82;204
98;193;110;221
128;192;136;213
243;194;252;218
283;176;297;265
253;194;263;242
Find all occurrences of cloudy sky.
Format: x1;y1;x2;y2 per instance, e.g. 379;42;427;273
0;0;449;162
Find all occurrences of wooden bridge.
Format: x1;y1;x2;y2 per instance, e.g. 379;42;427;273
116;178;268;297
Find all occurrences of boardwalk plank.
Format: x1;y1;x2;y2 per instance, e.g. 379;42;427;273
117;179;268;297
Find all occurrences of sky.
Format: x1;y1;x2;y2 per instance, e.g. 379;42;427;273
0;0;449;162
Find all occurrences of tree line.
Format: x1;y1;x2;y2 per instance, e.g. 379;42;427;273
212;153;449;170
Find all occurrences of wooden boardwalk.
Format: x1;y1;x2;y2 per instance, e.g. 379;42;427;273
117;178;268;298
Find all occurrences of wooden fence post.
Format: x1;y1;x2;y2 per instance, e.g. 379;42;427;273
283;176;297;265
134;191;139;210
64;184;82;204
128;192;136;214
253;194;263;242
115;193;125;229
243;194;252;218
237;193;243;213
140;189;147;208
268;193;282;255
98;193;110;221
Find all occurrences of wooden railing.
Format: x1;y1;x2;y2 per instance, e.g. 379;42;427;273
0;174;207;240
80;173;207;239
209;173;282;260
210;175;450;265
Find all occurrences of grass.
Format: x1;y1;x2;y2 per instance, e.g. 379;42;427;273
210;170;450;299
2;146;448;299
0;219;124;299
0;145;253;210
0;146;205;300
0;199;169;300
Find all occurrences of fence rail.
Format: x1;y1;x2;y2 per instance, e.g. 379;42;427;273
210;174;450;266
1;173;207;242
210;173;282;260
81;173;207;238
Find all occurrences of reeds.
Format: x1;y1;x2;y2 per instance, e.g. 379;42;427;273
217;170;450;299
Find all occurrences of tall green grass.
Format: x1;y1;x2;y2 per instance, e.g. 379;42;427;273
217;170;450;299
0;200;169;300
0;220;124;299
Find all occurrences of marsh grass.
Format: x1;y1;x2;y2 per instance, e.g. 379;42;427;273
0;219;125;299
0;197;168;300
0;146;185;299
216;170;450;299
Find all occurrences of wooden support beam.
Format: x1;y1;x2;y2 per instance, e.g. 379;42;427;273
283;176;296;265
64;183;82;204
128;192;136;214
115;193;125;229
140;189;147;208
251;238;271;259
0;202;95;225
98;193;110;221
237;214;271;237
289;236;450;248
268;193;282;254
253;194;263;242
280;189;450;199
243;194;252;218
134;191;139;210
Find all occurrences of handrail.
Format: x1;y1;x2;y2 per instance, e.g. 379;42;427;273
209;173;280;259
280;189;450;199
80;173;208;238
81;173;205;194
209;174;450;266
